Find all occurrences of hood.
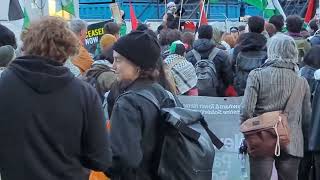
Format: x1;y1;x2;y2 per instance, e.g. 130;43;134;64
193;39;215;54
8;56;74;94
262;59;298;72
237;32;267;52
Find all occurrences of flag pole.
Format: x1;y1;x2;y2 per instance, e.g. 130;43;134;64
206;0;210;19
178;0;184;30
164;0;167;13
199;0;204;26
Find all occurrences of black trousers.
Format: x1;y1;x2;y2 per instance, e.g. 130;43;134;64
249;153;301;180
298;151;313;180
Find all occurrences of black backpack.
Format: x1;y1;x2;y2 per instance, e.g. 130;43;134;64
234;51;267;96
192;48;220;96
132;89;224;180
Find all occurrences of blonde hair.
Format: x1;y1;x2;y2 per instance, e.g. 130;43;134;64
22;16;79;63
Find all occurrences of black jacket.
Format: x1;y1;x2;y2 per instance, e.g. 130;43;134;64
0;56;111;180
310;79;320;151
232;32;267;96
232;32;267;64
185;38;233;96
107;79;172;180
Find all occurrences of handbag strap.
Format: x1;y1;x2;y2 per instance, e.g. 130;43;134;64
284;77;303;113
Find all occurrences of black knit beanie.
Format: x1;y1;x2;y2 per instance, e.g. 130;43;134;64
113;31;161;69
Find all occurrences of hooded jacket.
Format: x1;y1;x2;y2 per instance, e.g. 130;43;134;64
0;56;111;180
232;32;267;64
185;38;233;96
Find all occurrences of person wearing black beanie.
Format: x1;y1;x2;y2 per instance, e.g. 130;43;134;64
106;30;175;180
113;30;161;70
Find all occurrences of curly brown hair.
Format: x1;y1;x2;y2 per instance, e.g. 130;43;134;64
21;16;79;63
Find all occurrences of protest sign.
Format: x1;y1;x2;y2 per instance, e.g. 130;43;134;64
178;96;249;180
84;20;112;55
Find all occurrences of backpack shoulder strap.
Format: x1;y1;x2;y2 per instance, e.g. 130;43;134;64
208;48;220;62
191;49;202;62
134;89;224;149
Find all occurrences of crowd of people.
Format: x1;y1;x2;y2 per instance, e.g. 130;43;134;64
0;7;320;180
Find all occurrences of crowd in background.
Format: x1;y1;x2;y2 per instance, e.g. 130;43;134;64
1;4;320;180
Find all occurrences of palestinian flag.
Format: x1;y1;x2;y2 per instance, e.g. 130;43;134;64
56;0;75;16
23;7;30;29
244;0;286;18
0;0;23;21
303;0;317;23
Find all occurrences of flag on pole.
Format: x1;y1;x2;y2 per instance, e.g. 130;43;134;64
244;0;286;18
61;0;75;16
23;6;30;29
199;0;208;25
9;0;24;20
129;1;138;30
304;0;316;23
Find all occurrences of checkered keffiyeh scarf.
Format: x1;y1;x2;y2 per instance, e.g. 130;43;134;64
164;54;197;94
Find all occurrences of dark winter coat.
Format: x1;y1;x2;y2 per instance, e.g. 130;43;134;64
185;38;233;96
107;79;173;180
232;32;268;96
0;56;111;180
309;70;320;151
300;65;317;101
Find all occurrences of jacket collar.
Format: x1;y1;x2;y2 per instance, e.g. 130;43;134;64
119;78;155;92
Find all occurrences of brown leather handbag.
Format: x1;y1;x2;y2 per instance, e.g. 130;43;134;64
240;79;301;158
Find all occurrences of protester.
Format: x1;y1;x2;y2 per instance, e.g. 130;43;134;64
230;26;240;42
286;15;311;66
299;46;320;99
164;40;197;95
181;31;195;52
186;25;233;97
240;33;311;180
0;16;111;180
0;45;15;77
82;34;117;100
70;19;94;74
159;29;181;59
221;33;236;56
104;21;121;39
269;15;285;33
0;24;17;49
96;34;117;62
106;30;174;180
212;27;227;50
233;16;268;96
309;66;320;179
265;22;277;37
309;19;319;36
298;46;320;180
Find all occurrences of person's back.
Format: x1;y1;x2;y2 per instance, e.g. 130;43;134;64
233;16;267;96
186;25;233;96
240;34;311;180
286;15;311;66
0;17;111;180
82;60;116;101
164;41;197;95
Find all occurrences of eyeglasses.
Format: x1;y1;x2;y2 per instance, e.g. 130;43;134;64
230;27;239;33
